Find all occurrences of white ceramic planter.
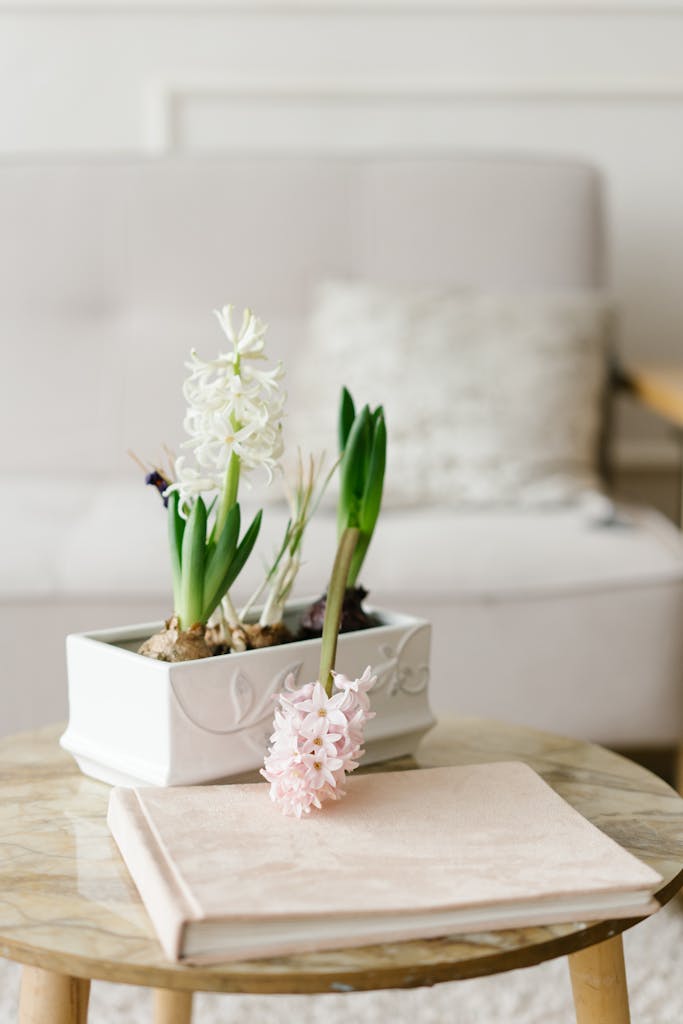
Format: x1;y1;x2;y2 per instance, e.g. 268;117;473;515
61;601;434;787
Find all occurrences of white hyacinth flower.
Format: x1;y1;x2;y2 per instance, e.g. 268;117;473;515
214;304;268;357
167;305;285;506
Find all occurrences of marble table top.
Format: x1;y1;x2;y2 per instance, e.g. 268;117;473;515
1;719;682;994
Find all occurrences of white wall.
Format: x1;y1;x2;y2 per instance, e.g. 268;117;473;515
2;0;683;464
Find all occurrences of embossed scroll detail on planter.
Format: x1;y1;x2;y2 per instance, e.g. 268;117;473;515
170;663;305;736
374;624;431;697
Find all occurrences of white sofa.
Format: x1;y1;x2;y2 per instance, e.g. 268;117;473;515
3;154;683;750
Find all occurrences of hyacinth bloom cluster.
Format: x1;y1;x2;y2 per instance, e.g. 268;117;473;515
261;667;376;817
141;304;284;641
170;305;285;504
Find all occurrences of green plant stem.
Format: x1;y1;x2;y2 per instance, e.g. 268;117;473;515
214;351;243;539
318;527;359;697
346;534;370;589
215;450;240;537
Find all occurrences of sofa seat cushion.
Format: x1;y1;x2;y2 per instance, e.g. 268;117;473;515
362;503;683;599
4;477;683;604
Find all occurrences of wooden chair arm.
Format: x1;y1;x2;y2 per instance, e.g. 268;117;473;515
615;364;683;431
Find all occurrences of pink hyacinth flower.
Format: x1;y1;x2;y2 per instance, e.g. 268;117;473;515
261;667;376;817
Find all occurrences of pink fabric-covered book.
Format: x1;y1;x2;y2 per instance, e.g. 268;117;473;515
107;763;661;964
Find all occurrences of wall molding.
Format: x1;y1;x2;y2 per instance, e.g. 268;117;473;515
4;1;683;13
144;75;683;153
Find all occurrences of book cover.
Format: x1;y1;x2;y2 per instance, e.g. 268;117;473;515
107;762;661;963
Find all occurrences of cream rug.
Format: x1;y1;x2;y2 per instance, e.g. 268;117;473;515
2;898;682;1023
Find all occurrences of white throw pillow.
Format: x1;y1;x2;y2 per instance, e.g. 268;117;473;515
286;281;613;508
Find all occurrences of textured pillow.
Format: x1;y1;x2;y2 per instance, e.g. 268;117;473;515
286;281;613;508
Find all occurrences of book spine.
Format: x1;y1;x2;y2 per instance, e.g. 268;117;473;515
107;788;189;961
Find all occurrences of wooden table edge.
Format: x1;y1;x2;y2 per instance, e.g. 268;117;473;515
1;887;680;995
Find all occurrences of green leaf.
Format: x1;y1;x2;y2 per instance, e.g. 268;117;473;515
362;407;374;479
348;408;387;587
338;404;370;534
224;509;263;592
359;409;386;534
178;496;207;629
336;395;388;586
167;491;185;613
201;508;263;621
202;503;240;617
338;386;356;452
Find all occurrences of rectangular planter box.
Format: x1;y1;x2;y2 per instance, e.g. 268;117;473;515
61;601;434;787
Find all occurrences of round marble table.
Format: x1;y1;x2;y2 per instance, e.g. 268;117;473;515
2;720;683;1024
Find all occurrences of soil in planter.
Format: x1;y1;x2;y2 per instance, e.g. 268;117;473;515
138;616;213;662
299;586;378;640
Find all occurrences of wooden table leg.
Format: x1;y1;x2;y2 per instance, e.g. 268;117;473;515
19;965;90;1024
154;988;193;1024
569;934;631;1024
